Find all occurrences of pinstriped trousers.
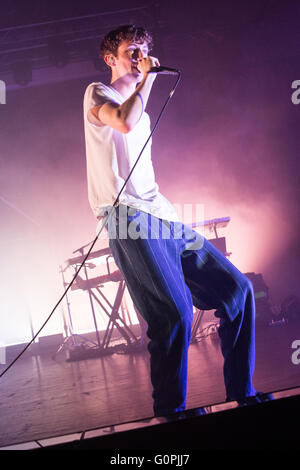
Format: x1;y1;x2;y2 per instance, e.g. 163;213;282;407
105;205;257;416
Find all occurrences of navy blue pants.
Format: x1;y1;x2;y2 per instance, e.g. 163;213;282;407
106;205;256;416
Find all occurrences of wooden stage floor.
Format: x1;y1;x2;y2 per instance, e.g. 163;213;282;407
0;320;299;448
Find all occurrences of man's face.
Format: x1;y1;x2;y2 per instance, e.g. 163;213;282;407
112;39;149;80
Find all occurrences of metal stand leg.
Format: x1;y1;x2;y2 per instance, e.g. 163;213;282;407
52;266;97;360
191;309;205;343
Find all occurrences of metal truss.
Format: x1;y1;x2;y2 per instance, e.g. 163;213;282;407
0;5;157;85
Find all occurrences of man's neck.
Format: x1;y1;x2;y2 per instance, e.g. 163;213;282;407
110;75;139;100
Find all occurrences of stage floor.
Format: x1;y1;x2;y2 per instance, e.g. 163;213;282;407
0;321;299;448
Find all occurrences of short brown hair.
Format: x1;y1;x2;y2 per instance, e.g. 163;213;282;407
100;24;153;59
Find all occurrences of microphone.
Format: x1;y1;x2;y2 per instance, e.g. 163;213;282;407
148;66;180;75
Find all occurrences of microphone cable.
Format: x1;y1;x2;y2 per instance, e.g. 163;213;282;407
0;71;181;379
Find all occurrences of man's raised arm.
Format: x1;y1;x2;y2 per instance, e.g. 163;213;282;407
88;55;158;133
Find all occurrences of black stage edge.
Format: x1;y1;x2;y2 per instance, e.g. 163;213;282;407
36;394;300;451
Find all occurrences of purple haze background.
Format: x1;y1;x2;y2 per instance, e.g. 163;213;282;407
0;0;299;344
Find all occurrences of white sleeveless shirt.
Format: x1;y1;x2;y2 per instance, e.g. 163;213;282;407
83;82;179;221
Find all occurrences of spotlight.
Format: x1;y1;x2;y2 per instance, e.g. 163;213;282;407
11;61;32;86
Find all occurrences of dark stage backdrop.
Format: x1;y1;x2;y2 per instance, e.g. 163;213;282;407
0;0;299;345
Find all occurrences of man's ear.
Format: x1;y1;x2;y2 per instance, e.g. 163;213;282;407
104;54;116;67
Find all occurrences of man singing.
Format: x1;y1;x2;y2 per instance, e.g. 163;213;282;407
83;24;272;419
